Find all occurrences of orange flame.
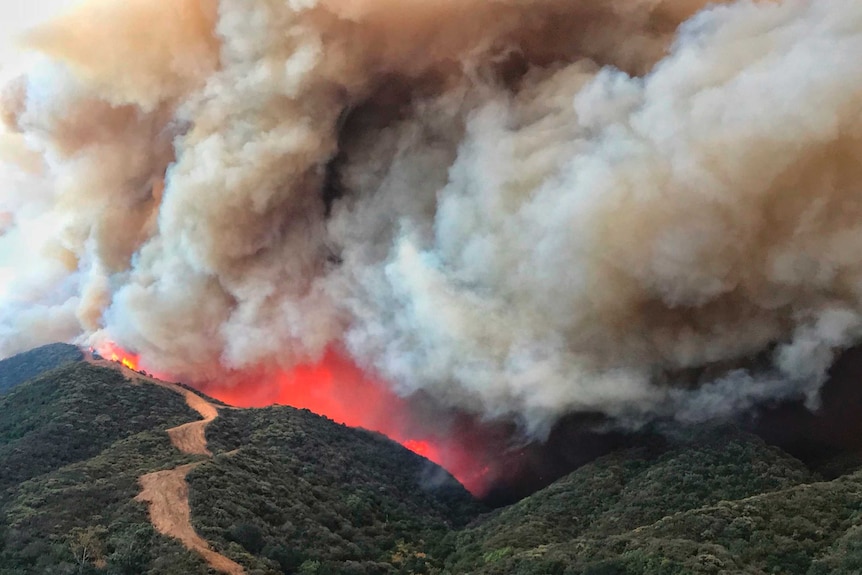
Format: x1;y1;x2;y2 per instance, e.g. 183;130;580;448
96;342;142;373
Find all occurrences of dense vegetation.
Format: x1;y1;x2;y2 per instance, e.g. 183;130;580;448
4;346;862;575
0;361;211;574
442;427;862;575
188;407;481;574
0;362;198;492
0;432;211;574
0;343;82;395
0;349;481;575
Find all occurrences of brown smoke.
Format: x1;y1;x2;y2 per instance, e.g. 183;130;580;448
2;0;861;435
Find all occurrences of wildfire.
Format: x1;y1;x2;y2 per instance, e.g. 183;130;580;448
93;342;498;495
95;342;143;373
110;353;138;371
197;350;500;495
403;439;435;459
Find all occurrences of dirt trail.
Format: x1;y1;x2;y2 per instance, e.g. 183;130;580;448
163;386;218;456
136;464;245;575
87;353;246;574
88;356;218;455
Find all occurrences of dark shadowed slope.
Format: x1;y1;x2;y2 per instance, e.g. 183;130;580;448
443;425;862;575
748;344;862;478
480;342;862;507
0;343;83;395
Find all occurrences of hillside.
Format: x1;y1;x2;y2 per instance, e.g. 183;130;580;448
0;361;211;574
0;361;200;493
451;467;862;575
187;407;480;574
0;349;480;575
443;427;862;575
4;345;862;575
0;343;83;395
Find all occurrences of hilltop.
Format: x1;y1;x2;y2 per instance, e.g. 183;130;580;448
0;343;83;395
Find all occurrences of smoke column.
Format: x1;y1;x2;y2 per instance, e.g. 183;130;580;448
3;0;862;482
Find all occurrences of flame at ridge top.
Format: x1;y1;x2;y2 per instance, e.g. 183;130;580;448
94;341;141;372
94;341;498;495
94;342;175;381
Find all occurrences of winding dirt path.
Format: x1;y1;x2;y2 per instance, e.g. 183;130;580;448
87;353;245;574
136;464;245;575
163;386;218;456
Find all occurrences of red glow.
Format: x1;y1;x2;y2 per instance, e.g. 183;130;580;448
94;342;499;495
403;439;435;459
199;350;499;495
95;342;146;374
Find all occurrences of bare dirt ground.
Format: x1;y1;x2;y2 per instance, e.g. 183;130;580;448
164;388;218;456
136;464;245;575
87;353;246;574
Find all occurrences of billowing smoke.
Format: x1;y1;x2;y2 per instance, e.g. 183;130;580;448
2;0;862;443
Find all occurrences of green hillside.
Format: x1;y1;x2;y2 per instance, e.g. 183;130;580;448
0;351;481;575
443;427;862;575
187;407;480;574
3;345;862;575
0;362;210;574
0;362;198;492
0;343;83;395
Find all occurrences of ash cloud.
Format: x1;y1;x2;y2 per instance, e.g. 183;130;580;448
2;0;862;435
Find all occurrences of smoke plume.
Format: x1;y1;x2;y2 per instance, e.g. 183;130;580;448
3;0;862;440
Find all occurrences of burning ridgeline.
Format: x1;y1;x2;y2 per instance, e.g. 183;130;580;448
4;0;862;490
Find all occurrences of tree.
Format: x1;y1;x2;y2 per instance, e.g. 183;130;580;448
227;522;265;554
107;526;152;575
68;526;107;574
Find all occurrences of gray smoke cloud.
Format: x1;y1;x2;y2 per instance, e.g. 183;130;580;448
2;0;861;435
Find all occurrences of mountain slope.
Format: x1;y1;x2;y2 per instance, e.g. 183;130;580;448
443;426;862;575
482;468;862;575
5;344;862;575
0;361;212;574
0;348;481;575
0;362;200;493
187;406;481;574
1;430;211;575
0;343;83;395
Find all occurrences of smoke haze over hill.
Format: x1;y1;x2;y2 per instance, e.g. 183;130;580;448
2;0;862;443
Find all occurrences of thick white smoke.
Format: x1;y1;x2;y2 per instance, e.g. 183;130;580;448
2;0;862;434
